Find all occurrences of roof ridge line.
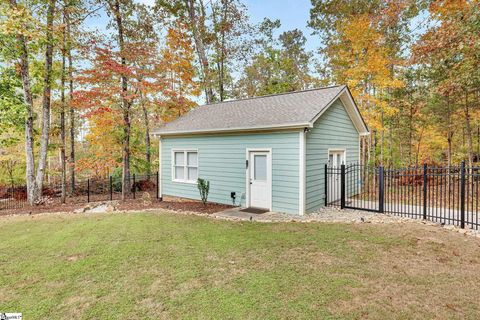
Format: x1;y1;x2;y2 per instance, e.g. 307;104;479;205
201;85;344;107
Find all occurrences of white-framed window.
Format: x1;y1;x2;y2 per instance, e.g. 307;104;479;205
172;150;198;183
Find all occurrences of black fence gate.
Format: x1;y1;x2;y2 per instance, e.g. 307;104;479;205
325;164;381;212
325;162;480;230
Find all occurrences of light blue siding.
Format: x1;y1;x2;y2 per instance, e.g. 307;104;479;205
161;132;300;214
305;99;360;213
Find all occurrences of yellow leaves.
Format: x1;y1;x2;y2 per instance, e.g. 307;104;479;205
329;12;405;133
77;110;122;177
416;124;448;163
0;4;40;39
339;15;403;91
340;15;381;51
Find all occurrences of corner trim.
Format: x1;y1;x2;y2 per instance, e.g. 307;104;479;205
299;131;306;215
158;138;162;198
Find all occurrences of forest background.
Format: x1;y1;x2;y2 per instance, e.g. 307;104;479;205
0;0;479;203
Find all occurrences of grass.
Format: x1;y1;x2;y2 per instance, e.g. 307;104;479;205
1;211;480;319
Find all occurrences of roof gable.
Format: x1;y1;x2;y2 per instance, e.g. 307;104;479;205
152;85;368;136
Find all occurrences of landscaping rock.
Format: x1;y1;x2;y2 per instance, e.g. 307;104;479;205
142;192;152;206
74;201;119;214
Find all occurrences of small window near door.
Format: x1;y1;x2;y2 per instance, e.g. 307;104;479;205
254;155;267;181
328;150;346;167
173;150;198;183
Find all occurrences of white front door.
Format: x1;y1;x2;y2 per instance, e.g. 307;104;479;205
248;151;271;209
328;150;345;203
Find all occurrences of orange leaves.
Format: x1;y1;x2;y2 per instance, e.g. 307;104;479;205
76;110;122;177
429;0;469;18
71;20;200;177
156;22;199;119
332;13;403;125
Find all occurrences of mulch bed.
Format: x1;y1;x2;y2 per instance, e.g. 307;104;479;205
119;198;232;214
0;196;232;217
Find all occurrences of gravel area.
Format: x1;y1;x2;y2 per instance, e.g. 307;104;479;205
307;207;404;223
214;207;406;224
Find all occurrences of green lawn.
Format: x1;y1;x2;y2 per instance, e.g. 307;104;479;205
1;212;480;319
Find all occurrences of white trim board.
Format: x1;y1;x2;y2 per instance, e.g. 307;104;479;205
158;138;163;198
152;122;310;137
327;148;347;165
299;131;306;215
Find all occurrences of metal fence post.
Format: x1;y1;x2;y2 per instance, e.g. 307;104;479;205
460;161;466;229
87;179;90;203
324;164;328;206
340;164;345;209
109;176;113;201
378;166;384;213
423;163;427;220
156;171;160;200
133;173;136;199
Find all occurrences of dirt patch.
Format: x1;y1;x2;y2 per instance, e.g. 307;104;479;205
121;197;231;214
330;222;480;318
66;254;86;262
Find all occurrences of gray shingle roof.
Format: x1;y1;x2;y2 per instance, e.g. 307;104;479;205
152;85;347;135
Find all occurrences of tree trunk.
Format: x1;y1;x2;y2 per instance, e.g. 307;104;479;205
447;132;453;167
109;0;131;200
60;7;67;204
361;135;366;166
464;91;474;168
9;0;36;205
388;125;393;167
415;128;424;166
380;109;384;166
446;96;453;167
141;98;151;175
477;123;480;163
367;134;371;166
185;0;214;103
408;103;413;165
213;0;228;101
35;0;56;200
67;12;75;195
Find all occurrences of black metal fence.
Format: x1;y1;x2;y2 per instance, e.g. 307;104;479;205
0;173;160;211
325;162;480;230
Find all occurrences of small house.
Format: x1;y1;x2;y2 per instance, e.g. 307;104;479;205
152;85;369;215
